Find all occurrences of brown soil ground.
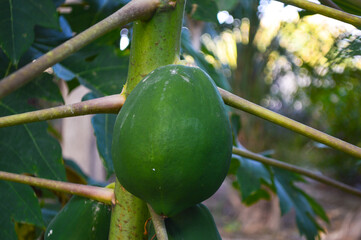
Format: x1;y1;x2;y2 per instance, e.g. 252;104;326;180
204;179;361;240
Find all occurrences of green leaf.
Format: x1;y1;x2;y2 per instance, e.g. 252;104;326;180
0;74;65;239
64;158;107;186
185;0;219;22
234;155;273;204
0;17;71;80
22;73;64;103
273;168;326;240
0;49;13;78
91;113;116;178
0;0;58;64
83;92;116;178
0;74;65;180
332;0;361;16
54;44;129;96
0;181;44;240
216;0;239;11
63;0;126;33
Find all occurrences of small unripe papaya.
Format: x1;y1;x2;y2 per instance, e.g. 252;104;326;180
112;64;232;216
147;204;222;240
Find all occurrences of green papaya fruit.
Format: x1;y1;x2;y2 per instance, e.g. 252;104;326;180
112;64;232;216
147;204;222;240
44;196;111;240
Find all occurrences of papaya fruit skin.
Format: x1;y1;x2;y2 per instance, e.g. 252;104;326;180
148;204;222;240
44;196;111;240
112;64;232;216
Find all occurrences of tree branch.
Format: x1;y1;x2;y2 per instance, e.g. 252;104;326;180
147;204;168;240
0;171;114;204
232;147;361;198
0;94;124;128
218;87;361;159
2;87;361;161
276;0;361;28
0;0;161;100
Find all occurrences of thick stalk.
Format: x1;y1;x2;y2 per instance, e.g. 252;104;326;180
0;94;124;128
276;0;361;28
109;179;149;240
0;0;161;99
218;87;361;159
0;171;113;204
109;1;185;239
232;147;361;198
123;0;184;96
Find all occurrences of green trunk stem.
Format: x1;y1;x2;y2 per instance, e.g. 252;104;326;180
109;179;149;240
110;1;185;239
123;0;185;96
277;0;361;28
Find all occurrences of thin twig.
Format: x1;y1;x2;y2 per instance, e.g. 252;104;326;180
276;0;361;28
0;171;114;204
147;204;168;240
0;0;161;99
218;87;361;159
232;147;361;198
0;94;124;128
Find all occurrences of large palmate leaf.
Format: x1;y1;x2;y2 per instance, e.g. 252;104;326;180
273;168;329;240
54;43;129;96
0;0;59;64
0;73;65;179
0;74;65;239
83;92;116;178
234;155;273;205
230;114;327;239
232;155;328;239
0;181;44;240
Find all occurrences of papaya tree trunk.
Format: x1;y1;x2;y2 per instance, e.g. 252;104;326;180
109;0;186;239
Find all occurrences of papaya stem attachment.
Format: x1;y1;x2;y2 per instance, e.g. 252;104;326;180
0;0;161;99
276;0;361;28
147;204;168;240
0;171;114;204
232;147;361;198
